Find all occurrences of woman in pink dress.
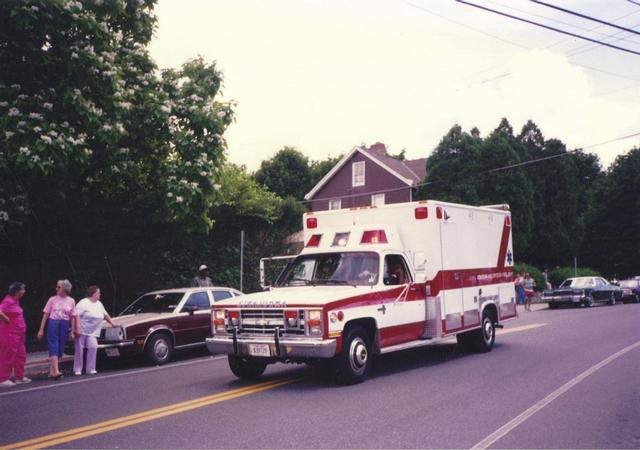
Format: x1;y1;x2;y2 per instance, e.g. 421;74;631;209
0;282;30;387
37;279;77;379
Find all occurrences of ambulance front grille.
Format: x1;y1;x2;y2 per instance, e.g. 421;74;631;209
238;309;305;335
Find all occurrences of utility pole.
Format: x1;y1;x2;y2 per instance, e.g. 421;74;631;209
574;257;577;277
240;230;245;292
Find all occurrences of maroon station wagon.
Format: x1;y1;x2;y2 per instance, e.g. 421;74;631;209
97;287;243;365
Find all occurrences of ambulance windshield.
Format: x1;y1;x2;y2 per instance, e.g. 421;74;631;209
277;252;379;287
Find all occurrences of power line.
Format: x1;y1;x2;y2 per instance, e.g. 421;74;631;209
404;0;640;84
485;0;640;40
455;0;640;56
531;0;640;36
629;0;640;7
582;131;640;149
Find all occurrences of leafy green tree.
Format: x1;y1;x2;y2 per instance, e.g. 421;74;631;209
0;0;235;332
515;120;603;267
581;148;640;277
418;120;535;257
416;124;484;203
309;154;342;188
480;122;535;257
0;1;232;234
254;146;312;200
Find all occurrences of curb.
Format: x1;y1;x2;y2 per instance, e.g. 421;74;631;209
25;355;73;368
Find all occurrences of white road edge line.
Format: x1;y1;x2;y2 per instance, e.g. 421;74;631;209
471;340;640;450
0;355;227;398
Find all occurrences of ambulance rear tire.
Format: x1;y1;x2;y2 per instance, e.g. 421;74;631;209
228;355;267;379
469;313;495;353
332;325;372;385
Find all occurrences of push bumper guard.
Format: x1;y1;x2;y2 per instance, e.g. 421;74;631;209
206;329;336;359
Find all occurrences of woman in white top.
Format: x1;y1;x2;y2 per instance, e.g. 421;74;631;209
73;286;115;375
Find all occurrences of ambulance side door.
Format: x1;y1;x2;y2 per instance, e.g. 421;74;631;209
378;253;425;347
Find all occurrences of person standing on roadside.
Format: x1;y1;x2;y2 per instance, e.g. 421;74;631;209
73;286;116;376
37;279;77;380
543;268;552;290
0;282;30;387
523;273;536;311
191;265;213;287
515;273;525;305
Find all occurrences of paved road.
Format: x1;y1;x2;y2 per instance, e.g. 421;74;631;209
1;303;639;449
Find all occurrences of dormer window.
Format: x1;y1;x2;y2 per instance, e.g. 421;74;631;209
352;161;365;187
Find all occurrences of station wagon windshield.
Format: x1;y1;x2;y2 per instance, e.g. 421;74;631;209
120;292;184;315
560;278;595;288
277;252;379;287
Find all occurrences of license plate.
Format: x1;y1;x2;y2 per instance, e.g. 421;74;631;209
247;343;270;357
105;348;120;357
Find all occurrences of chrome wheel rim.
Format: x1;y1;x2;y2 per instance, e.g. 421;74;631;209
154;339;169;360
348;337;368;375
483;319;494;343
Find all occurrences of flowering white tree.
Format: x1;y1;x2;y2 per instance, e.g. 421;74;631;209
0;0;232;233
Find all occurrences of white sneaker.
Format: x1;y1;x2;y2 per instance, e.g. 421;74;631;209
15;377;31;384
0;380;16;387
74;371;82;376
89;370;98;375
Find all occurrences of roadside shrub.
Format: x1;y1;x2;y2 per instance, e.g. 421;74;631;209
549;267;600;288
513;262;544;291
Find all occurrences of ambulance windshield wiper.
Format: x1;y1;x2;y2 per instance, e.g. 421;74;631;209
316;279;350;285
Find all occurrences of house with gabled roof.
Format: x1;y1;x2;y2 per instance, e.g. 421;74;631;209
304;142;427;212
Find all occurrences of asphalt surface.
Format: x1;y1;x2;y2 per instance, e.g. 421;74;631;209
1;303;639;449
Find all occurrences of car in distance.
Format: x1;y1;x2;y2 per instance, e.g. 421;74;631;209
618;278;640;303
97;287;243;364
543;276;621;309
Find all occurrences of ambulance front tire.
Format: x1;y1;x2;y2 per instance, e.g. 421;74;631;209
332;325;372;385
228;355;267;379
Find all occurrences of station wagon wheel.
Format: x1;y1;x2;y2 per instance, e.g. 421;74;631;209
145;333;173;365
583;294;594;308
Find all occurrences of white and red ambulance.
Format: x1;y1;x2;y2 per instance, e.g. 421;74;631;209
207;200;516;384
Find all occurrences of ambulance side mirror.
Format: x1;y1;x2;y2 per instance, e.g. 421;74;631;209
414;252;426;271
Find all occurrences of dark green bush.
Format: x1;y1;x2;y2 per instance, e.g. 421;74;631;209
549;267;600;288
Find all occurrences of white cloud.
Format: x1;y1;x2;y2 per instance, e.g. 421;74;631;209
150;1;640;170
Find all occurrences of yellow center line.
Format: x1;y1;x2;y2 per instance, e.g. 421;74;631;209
2;376;303;450
497;323;548;335
3;322;549;449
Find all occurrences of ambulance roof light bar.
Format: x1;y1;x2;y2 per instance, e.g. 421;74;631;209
481;204;510;211
361;230;388;244
306;234;322;247
306;217;317;229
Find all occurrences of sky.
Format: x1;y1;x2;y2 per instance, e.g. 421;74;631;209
148;0;640;171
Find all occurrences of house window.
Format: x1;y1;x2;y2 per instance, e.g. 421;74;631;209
329;199;342;210
371;193;385;206
352;161;365;187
